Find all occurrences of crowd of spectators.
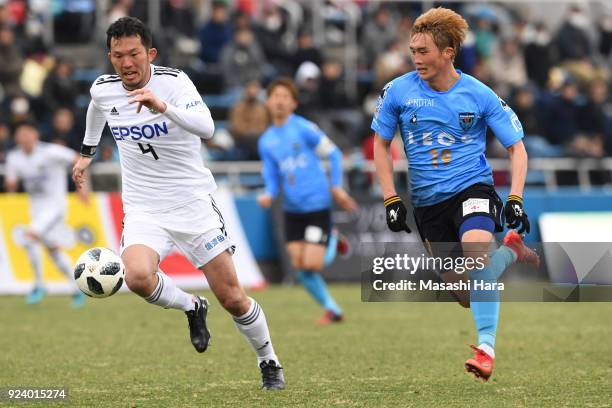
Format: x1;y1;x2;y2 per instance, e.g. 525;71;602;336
0;0;610;177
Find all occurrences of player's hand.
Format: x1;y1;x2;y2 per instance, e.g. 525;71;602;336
72;156;93;189
504;195;530;234
127;88;167;114
331;187;358;212
384;195;411;233
257;194;273;208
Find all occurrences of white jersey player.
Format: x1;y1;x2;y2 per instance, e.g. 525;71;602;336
71;16;284;390
4;122;88;307
84;64;217;214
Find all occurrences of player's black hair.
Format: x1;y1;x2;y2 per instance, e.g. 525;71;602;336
106;16;152;50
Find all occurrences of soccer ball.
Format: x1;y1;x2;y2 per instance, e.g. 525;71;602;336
74;247;125;298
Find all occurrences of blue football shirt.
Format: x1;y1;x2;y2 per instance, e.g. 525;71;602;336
258;114;334;213
371;70;523;207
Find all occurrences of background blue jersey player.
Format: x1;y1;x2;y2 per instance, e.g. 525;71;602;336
258;78;357;325
372;8;540;381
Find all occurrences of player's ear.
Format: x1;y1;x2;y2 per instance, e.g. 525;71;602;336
444;47;455;61
148;47;157;61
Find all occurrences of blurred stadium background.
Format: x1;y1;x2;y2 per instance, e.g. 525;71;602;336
1;1;612;406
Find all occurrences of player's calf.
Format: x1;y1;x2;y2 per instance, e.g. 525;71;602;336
215;286;251;316
202;252;283;385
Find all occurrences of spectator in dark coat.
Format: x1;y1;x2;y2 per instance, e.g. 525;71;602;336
220;27;266;90
523;22;555;88
46;108;82;151
577;79;609;156
198;1;233;64
291;29;323;74
556;6;592;62
0;25;23;96
41;59;78;112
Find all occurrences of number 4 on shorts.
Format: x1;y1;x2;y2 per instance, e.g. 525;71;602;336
138;143;159;160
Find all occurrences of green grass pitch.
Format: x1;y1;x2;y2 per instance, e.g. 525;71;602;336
1;285;611;407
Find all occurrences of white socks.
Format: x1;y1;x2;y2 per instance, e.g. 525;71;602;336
145;271;195;311
479;343;495;358
233;297;279;365
24;243;43;286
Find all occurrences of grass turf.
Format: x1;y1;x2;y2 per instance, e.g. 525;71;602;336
1;285;611;407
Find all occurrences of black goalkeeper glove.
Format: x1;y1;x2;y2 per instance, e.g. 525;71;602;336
384;195;411;233
504;195;530;234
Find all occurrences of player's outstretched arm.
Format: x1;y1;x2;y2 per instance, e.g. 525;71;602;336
317;137;358;212
504;140;530;234
72;156;93;190
331;187;358;212
74;99;105;192
374;133;410;233
71;155;91;204
373;133;397;199
507;140;527;198
257;141;279;209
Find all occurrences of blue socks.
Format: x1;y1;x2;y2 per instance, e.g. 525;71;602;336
296;231;342;315
297;270;342;316
488;246;516;280
324;232;338;267
469;246;516;348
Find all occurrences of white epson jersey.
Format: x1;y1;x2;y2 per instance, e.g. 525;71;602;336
88;64;216;213
5;142;76;219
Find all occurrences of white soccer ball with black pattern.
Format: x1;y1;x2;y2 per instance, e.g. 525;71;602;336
74;247;125;298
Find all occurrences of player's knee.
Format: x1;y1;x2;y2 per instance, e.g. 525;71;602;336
290;256;303;270
123;264;155;293
220;289;248;315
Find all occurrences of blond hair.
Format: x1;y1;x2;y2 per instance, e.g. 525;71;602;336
411;7;469;60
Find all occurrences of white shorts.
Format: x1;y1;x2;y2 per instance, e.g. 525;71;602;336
120;196;235;268
29;210;74;248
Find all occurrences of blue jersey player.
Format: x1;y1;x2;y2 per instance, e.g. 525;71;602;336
258;78;357;325
372;8;540;381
